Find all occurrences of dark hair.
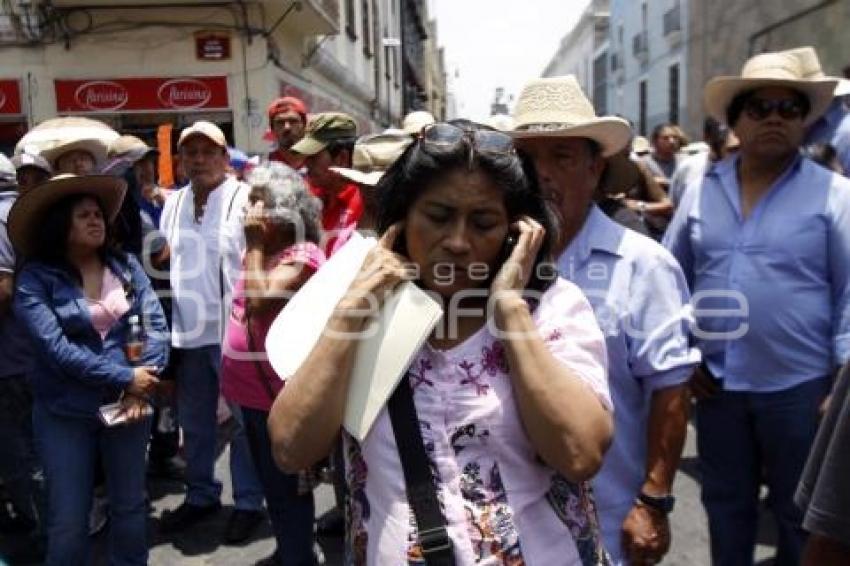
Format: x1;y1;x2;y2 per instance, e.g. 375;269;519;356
805;142;838;168
375;120;558;293
726;89;811;127
30;193;119;283
651;123;674;142
326;138;357;162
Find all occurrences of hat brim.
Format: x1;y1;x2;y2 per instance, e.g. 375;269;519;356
330;167;383;186
291;136;328;157
8;175;127;256
704;77;838;127
510;117;633;157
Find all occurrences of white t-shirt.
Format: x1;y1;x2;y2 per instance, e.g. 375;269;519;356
160;175;248;348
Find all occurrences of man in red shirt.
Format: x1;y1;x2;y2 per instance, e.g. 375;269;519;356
291;112;362;255
267;96;309;170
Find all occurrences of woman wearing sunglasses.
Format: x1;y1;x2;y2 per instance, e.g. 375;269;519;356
270;121;614;565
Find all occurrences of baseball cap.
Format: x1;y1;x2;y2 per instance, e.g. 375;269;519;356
268;96;309;122
11;152;52;176
178;121;227;148
291;112;358;156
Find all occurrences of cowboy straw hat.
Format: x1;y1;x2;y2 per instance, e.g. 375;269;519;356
14;117;119;172
783;45;850;98
8;174;127;255
704;49;838;127
510;75;632;157
330;131;412;186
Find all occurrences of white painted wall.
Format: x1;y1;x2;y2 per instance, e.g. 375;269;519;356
607;0;689;135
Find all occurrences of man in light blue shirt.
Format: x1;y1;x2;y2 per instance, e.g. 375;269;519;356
513;76;700;565
665;48;850;565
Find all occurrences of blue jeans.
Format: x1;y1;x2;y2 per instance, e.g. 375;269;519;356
696;376;830;566
0;375;44;529
242;407;316;565
33;402;151;566
175;345;263;510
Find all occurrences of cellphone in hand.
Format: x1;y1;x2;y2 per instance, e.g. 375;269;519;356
98;400;153;427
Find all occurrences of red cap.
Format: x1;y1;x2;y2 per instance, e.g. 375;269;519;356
267;96;308;123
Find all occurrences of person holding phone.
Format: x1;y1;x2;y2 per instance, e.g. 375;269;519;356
269;121;614;565
11;174;168;565
220;162;325;566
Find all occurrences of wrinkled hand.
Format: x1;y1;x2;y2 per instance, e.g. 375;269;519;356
336;223;416;317
117;393;151;424
489;216;545;302
127;366;160;398
689;366;719;401
244;200;269;248
622;503;671;565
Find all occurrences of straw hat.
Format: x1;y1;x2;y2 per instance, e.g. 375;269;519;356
330;132;412;186
704;49;838;127
14;117;118;171
8;174;127;255
511;76;632;157
784;46;850;97
631;136;651;155
402;111;436;136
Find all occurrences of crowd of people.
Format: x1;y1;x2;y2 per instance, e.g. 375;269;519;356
0;43;848;566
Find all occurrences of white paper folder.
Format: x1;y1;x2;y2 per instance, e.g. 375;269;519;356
265;232;443;441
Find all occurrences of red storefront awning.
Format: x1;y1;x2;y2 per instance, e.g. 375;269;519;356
0;80;23;115
55;76;229;113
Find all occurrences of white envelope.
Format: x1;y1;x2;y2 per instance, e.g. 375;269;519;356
265;232;444;441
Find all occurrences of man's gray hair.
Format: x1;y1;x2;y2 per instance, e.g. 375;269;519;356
247;161;323;244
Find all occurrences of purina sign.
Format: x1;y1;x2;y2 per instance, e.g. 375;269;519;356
55;76;228;113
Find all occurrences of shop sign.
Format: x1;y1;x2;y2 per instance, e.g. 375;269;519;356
0;80;22;115
55;76;229;113
195;32;231;61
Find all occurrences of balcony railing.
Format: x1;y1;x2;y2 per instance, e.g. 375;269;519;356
663;3;682;36
632;31;648;57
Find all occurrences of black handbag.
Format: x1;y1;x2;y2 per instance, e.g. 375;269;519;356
387;376;456;566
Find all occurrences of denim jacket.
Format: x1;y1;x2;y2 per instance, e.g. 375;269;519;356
14;253;169;418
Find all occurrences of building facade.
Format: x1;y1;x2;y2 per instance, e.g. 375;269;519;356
685;0;850;133
607;0;689;136
542;0;610;115
0;0;414;155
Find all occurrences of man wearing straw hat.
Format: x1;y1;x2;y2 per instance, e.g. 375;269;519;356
664;48;850;565
512;75;700;565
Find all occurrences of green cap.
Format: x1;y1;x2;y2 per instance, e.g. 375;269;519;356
291;112;358;156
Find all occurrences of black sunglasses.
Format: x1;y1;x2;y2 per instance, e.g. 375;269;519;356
743;97;806;121
418;123;516;155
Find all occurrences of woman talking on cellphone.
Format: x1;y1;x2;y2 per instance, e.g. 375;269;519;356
269;121;614;565
11;174;168;566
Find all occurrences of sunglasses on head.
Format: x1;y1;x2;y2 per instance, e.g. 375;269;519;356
743;97;806;121
418;122;516;155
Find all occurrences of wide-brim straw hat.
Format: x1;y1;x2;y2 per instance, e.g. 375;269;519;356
510;75;632;157
704;49;837;128
8;174;126;255
784;45;850;98
330;131;412;187
14;117;119;172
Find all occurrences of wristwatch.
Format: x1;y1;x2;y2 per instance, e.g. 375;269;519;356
636;492;676;514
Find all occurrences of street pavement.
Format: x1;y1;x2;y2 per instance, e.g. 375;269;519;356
0;423;779;565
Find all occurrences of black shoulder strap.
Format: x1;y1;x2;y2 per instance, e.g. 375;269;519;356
387;378;455;566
